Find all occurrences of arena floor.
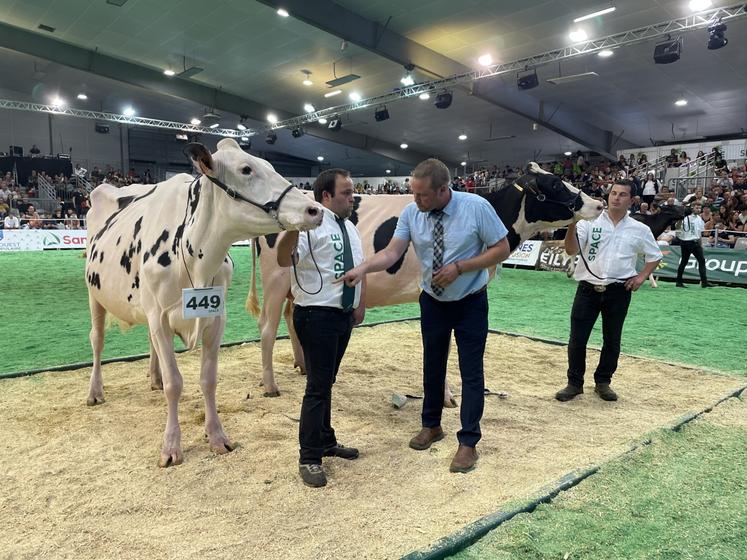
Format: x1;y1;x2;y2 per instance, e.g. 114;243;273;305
2;322;743;560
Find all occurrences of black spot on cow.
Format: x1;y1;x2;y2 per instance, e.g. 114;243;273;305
87;271;101;290
136;239;142;254
158;251;172;267
99;251;104;264
116;236;121;246
198;249;204;260
189;181;201;215
131;273;140;290
265;233;278;248
143;252;150;263
172;223;185;255
150;229;169;256
133;216;143;239
186;240;194;257
127;294;132;302
373;217;409;274
117;195;135;209
90;249;98;262
120;252;132;274
350;196;362;225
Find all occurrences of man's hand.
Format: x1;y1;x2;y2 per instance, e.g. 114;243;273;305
353;305;365;326
338;264;366;287
624;273;647;291
432;262;460;289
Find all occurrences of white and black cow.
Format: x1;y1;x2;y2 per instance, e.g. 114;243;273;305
85;139;322;466
245;162;603;401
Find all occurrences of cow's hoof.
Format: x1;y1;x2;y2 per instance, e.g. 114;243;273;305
158;450;184;468
294;362;307;375
208;435;235;455
263;390;281;398
86;394;105;406
443;397;458;408
150;382;163;391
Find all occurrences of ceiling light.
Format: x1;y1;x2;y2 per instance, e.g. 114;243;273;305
277;8;289;17
303;103;315;113
400;143;408;149
163;69;175;77
598;49;614;58
303;78;313;86
318;118;328;124
317;156;324;161
76;93;88;100
324;89;342;98
564;151;572;156
237;123;247;131
458;133;467;141
123;106;135;117
267;113;278;124
689;0;712;11
190;118;201;125
573;7;616;23
349;92;361;102
241;136;250;142
569;29;588;42
301;70;313;86
675;98;688;106
209;123;220;129
385;169;391;174
51;96;65;107
460;161;467;167
419;92;430;100
478;54;493;66
400;74;415;86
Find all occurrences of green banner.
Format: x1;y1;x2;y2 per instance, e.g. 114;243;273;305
641;246;747;285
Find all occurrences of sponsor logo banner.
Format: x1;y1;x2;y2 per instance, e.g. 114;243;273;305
640;245;747;285
537;241;577;272
504;240;542;267
0;230;44;252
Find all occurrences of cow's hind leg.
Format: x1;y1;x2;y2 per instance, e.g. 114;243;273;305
284;299;306;375
201;315;234;455
258;282;288;397
148;332;163;390
148;315;184;467
86;294;106;406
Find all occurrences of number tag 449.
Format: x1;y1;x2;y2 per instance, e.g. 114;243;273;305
182;287;225;319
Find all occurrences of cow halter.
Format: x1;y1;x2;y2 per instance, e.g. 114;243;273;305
513;181;582;213
204;174;296;230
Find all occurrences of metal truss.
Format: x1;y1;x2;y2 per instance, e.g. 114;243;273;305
0;99;251;137
1;4;744;138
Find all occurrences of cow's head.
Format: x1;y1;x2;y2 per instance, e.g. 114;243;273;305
185;140;322;234
514;162;603;228
631;204;689;239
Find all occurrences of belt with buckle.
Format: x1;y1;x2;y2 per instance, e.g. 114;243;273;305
581;281;624;292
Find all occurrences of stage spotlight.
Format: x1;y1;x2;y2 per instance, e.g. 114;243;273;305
374;106;390;122
291;127;304;138
517;69;539;90
653;36;681;64
707;21;727;50
328;116;342;131
266;132;277;145
434;90;453;109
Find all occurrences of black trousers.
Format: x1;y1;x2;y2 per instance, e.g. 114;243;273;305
293;305;353;465
676;240;708;285
567;282;632;387
420;289;488;448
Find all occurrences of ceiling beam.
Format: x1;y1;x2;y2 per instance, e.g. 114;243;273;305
256;0;637;158
0;21;436;168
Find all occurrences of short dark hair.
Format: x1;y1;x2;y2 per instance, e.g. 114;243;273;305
313;168;350;202
412;158;450;190
612;179;634;193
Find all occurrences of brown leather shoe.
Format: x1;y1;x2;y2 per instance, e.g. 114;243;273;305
409;426;444;450
449;445;478;473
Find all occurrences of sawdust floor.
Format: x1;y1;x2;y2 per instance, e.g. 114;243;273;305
1;322;743;560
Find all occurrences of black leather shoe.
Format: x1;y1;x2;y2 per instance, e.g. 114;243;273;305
555;384;583;401
675;283;687;288
299;463;327;487
595;383;618;401
701;282;715;288
322;444;359;460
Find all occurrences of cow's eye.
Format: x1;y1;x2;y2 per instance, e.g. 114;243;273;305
241;166;252;175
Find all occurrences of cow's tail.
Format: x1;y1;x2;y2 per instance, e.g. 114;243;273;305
245;238;261;318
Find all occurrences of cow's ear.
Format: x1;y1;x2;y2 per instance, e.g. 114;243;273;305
184;143;215;176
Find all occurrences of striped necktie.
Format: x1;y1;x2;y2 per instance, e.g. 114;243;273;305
430;209;445;296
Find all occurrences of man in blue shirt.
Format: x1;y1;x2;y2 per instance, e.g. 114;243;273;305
340;159;510;473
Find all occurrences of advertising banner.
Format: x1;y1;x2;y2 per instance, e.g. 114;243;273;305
641;245;747;285
537;241;577;273
40;230;89;249
0;230;43;252
504;240;542;267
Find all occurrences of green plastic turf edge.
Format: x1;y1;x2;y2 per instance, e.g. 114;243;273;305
401;382;747;560
0;317;420;380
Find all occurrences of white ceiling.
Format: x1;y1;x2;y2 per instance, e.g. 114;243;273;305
0;0;745;172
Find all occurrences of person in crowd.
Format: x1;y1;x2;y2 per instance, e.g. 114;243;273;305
675;203;711;288
556;179;662;403
4;209;21;229
641;172;659;205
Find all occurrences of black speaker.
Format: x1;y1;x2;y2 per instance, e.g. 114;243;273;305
10;145;23;156
328;118;342;131
95;123;110;134
434;91;453;109
374;106;390;122
517;72;539;90
291;127;304;138
653;38;681;64
265;132;277;145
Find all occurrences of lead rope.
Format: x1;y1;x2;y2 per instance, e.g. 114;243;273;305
574;229;634;283
291;231;324;295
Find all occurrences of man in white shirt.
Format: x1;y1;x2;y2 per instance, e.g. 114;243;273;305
4;211;21;229
675;203;710;288
557;179;662;402
276;169;365;488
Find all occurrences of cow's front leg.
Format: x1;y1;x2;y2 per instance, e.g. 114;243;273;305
148;333;163;390
444;381;458;408
284;299;306;375
201;316;234;455
257;283;288;397
148;316;183;467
